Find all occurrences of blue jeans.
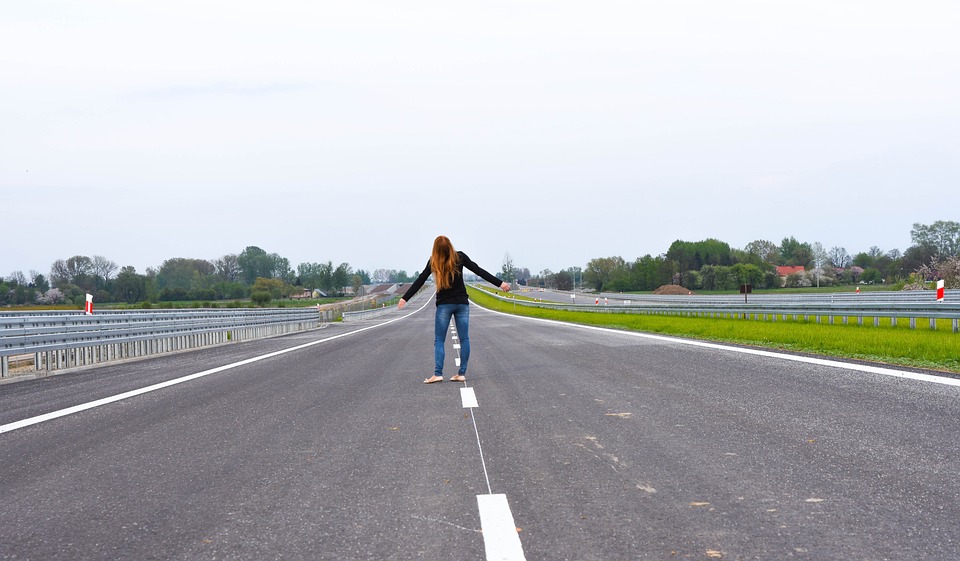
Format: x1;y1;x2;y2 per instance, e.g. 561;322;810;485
434;303;469;376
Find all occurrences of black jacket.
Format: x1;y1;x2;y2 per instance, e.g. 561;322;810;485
401;251;504;306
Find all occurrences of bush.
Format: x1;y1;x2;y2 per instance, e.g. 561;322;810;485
251;291;271;306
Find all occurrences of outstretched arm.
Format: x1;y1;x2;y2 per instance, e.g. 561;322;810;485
398;260;432;309
461;253;510;291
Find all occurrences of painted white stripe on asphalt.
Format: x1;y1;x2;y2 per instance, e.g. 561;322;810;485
453;343;461;349
455;358;461;367
477;494;526;561
0;298;434;435
460;387;478;408
478;305;960;388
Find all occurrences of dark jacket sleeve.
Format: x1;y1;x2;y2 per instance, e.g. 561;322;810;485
401;259;432;301
460;252;504;288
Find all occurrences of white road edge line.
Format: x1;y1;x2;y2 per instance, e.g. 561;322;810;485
477;494;526;561
0;298;433;435
476;304;960;388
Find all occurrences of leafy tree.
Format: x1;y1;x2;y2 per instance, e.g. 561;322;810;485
49;259;69;288
317;261;334;293
779;237;813;267
730;263;766;288
238;246;291;284
852;251;874;269
860;268;883;284
113;266;148;303
743;239;779;265
32;272;50;293
700;265;737;291
66;256;95;290
681;270;701;290
212;281;247;300
252;277;290;299
156;258;216;292
552;270;573;291
911;220;960;256
238;246;270;284
901;244;938;276
332;263;352;295
667;239;734;284
250;290;271;306
584;256;625;292
631;255;666;291
355;269;371;284
297;262;324;290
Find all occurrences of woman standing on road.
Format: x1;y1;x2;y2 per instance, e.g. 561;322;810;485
398;235;511;384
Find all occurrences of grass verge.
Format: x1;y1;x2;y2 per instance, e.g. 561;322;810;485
468;287;960;374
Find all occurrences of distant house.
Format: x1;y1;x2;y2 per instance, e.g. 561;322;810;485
368;284;398;296
776;266;805;278
835;266;865;281
292;288;327;299
775;266;806;287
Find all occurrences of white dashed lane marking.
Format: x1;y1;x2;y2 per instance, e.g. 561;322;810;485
478;494;526;561
460;387;478;408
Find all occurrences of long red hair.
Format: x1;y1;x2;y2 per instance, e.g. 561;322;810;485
430;236;459;291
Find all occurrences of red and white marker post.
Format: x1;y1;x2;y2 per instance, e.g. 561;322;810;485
85;293;94;315
937;279;945;302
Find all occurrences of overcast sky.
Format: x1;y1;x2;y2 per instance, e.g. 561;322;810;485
3;1;958;280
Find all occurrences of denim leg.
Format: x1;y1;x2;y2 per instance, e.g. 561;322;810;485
452;304;470;374
434;305;455;376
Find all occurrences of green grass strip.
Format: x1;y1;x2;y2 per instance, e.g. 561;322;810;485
468;287;960;374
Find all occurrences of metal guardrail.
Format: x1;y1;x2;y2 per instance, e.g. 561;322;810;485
479;288;960;333
0;308;323;378
342;306;396;322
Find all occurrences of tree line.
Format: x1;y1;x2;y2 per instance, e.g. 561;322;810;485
4;220;958;306
520;220;960;293
0;246;376;307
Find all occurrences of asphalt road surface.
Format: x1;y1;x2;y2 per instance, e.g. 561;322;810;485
2;293;959;560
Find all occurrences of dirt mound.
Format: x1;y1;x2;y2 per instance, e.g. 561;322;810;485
652;284;694;295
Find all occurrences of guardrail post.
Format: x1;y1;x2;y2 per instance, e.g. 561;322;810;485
1;356;8;378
